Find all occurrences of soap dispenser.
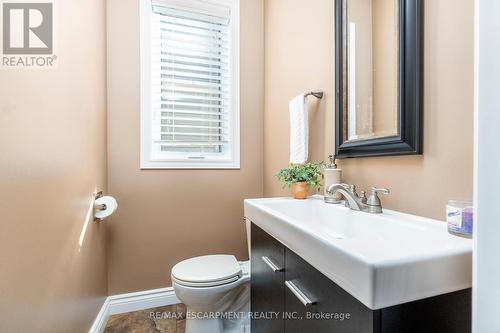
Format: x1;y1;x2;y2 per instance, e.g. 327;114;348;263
324;155;343;203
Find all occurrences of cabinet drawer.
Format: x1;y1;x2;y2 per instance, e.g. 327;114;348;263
251;223;285;333
284;248;376;333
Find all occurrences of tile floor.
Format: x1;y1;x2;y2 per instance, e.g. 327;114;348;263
104;304;186;333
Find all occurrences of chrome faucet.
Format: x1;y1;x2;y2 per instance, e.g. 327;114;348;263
326;184;390;214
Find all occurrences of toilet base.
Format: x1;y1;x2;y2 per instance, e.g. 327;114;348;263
184;286;250;333
185;315;223;333
184;306;250;333
185;303;250;333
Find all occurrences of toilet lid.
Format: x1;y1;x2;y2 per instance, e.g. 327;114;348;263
171;255;242;284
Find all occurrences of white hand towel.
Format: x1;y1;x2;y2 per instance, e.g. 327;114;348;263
289;93;308;164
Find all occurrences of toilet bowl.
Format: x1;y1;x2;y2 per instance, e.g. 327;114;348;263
172;255;250;333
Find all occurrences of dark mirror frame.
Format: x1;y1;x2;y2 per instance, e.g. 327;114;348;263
335;0;424;158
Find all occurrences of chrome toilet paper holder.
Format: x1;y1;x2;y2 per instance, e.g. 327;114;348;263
93;190;118;221
93;191;107;212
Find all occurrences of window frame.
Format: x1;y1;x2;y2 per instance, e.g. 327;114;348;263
140;0;240;169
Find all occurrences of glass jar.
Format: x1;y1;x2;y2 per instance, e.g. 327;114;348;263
446;200;473;238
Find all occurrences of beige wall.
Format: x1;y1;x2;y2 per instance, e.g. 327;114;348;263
107;0;264;293
264;0;335;195
264;0;474;220
0;0;108;332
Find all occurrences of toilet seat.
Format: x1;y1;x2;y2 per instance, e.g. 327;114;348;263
172;274;241;288
172;255;243;288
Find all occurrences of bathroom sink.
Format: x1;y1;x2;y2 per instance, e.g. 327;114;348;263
244;197;472;310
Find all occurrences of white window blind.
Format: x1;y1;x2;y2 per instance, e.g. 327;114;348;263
141;0;240;168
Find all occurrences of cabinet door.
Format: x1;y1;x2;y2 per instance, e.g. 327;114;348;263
251;223;285;333
380;288;471;333
284;248;377;333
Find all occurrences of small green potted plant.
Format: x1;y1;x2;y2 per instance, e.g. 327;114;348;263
276;162;323;199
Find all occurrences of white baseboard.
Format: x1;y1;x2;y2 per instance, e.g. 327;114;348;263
107;287;180;315
89;297;111;333
89;287;180;333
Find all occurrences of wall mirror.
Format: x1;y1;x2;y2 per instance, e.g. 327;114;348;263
335;0;423;158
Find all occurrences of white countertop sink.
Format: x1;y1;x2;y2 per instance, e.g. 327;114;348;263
244;197;472;310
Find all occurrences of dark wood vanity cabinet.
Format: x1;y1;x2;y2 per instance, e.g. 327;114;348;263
250;223;471;333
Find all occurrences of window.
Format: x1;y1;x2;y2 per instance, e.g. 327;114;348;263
141;0;240;169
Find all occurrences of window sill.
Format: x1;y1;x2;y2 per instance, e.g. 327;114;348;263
140;161;241;170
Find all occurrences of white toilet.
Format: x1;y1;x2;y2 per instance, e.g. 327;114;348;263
171;255;250;333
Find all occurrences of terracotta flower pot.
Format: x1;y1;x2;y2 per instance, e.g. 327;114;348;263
291;182;309;199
